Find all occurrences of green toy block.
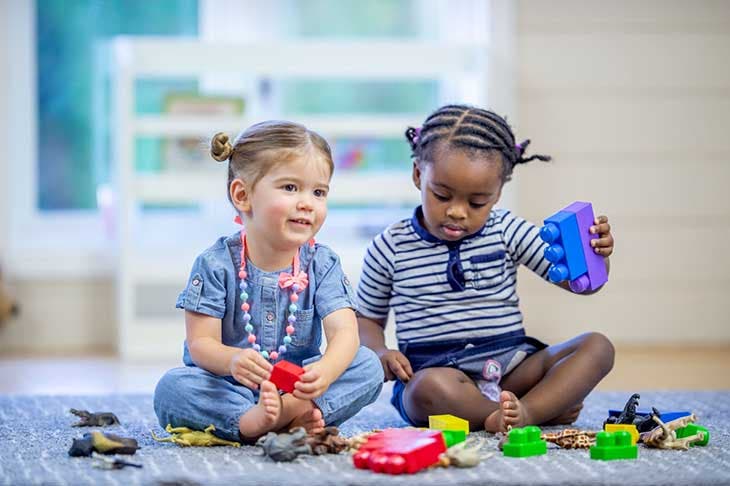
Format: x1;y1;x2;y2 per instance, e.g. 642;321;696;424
502;426;547;458
590;431;638;461
440;429;467;447
675;424;709;446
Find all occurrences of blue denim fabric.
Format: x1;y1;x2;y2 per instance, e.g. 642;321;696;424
175;234;357;367
154;346;384;441
154;234;384;440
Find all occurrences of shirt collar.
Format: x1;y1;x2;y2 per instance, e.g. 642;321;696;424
410;206;488;247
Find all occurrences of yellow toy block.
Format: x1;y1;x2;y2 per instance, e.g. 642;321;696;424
604;424;639;445
428;414;469;435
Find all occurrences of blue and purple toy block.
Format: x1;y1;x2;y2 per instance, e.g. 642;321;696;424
539;201;608;293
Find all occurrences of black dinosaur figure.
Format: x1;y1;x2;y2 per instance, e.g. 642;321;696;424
604;394;664;433
603;393;640;427
68;431;139;457
70;408;121;427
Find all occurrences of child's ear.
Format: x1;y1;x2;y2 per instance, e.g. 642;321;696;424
230;178;251;212
411;161;422;191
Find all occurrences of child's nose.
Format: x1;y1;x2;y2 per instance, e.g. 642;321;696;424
297;195;313;211
446;204;467;220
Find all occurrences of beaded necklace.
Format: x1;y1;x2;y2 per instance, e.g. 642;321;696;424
238;230;311;361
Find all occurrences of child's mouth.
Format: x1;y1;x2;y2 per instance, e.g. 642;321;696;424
442;224;465;238
289;218;312;227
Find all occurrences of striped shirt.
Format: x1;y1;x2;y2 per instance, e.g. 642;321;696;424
357;206;552;345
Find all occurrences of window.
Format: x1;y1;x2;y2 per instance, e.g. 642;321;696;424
7;0;507;279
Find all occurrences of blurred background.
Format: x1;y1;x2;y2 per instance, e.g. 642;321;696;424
1;0;728;394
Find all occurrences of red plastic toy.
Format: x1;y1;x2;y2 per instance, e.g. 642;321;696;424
352;429;447;474
269;360;305;393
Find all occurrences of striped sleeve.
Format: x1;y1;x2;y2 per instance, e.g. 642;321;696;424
356;229;396;320
501;210;551;280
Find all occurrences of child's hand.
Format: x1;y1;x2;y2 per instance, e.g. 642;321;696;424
378;349;414;383
293;361;332;400
590;215;614;257
229;349;273;390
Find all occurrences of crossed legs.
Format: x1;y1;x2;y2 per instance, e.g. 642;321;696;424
401;332;615;432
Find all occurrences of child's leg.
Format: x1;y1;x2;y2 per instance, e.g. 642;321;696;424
154;366;258;442
238;380;283;440
301;346;384;426
402;367;499;431
274;394;325;433
485;332;614;432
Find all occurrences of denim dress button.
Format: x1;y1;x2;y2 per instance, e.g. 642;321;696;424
266;312;274;322
192;279;200;286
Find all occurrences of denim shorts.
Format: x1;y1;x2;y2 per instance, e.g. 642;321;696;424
391;331;547;425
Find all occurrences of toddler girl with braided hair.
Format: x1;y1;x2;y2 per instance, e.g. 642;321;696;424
154;121;383;442
357;104;615;432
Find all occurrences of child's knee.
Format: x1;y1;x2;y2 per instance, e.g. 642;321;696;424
153;367;195;426
406;369;458;408
582;332;615;373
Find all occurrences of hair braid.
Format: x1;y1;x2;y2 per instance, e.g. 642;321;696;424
406;104;551;182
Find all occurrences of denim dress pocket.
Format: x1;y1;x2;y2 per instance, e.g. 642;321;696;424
290;308;315;349
469;250;507;290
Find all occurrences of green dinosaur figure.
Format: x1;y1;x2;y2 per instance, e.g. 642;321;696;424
151;424;240;447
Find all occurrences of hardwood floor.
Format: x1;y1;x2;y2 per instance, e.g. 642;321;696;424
0;346;728;394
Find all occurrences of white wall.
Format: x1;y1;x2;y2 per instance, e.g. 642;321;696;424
514;0;730;344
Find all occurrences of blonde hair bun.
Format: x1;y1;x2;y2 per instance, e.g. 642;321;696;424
211;132;234;162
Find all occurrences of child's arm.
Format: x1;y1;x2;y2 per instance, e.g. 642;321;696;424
359;315;413;382
185;310;272;389
293;308;359;400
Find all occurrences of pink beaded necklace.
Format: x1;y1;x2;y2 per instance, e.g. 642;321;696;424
237;229;311;361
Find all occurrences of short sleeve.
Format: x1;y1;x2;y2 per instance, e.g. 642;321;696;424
356;230;396;321
311;246;357;319
501;210;551;281
175;250;228;319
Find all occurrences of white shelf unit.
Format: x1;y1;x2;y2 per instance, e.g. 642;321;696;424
113;38;489;360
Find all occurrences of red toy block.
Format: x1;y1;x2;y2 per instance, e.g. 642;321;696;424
269;360;304;393
353;429;446;474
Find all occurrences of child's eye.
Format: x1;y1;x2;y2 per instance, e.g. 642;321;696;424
470;202;487;209
314;188;328;198
283;184;297;192
432;192;449;201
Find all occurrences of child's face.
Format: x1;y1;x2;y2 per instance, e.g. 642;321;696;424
241;153;331;253
413;147;503;241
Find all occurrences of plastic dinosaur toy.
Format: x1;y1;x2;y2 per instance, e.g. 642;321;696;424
151;424;240;447
641;412;705;450
70;408;121;427
305;426;349;455
256;427;312;462
68;431;139;457
437;438;493;468
91;452;142;470
541;429;598;449
604;393;641;428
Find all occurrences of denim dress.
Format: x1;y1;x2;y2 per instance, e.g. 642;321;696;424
154;233;383;441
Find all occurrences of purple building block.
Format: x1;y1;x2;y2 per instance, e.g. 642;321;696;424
562;202;608;292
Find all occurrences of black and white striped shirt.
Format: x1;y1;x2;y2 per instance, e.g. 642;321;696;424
357;207;551;345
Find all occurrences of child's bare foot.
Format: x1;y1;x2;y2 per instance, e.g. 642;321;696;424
543;403;584;426
483;391;532;433
286;407;325;434
238;380;281;440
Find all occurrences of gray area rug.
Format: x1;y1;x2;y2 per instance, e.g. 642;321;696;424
1;383;729;486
